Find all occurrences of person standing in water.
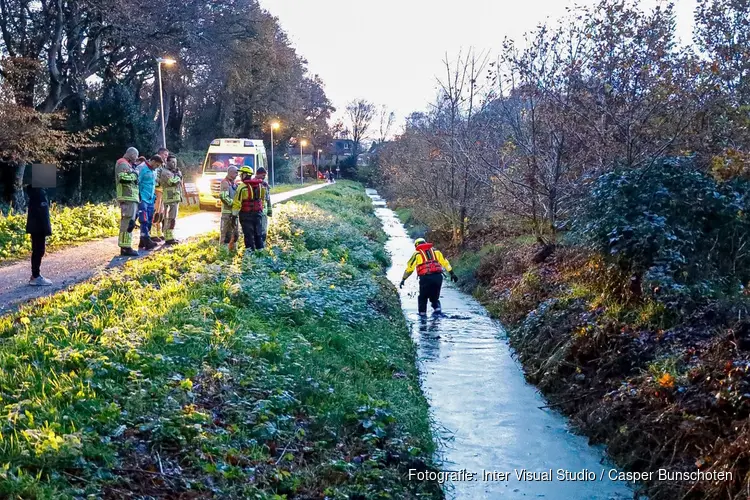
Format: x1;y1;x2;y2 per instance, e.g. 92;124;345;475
400;237;458;317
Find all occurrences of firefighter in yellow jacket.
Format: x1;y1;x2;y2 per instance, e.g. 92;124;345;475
115;147;140;257
231;166;268;251
400;238;458;317
219;165;239;250
160;154;182;245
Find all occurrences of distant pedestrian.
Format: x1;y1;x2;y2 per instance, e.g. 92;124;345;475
137;155;164;250
115;147;140;256
25;185;53;286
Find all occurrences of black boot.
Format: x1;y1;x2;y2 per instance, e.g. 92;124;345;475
139;236;157;250
120;247;139;257
164;239;179;245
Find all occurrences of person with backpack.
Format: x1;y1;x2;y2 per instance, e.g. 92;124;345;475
231;166;268;251
399;238;458;317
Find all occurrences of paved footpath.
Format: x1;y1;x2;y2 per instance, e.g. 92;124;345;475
0;183;327;315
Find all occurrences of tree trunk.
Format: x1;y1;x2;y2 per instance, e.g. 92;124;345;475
12;163;27;211
78;157;83;205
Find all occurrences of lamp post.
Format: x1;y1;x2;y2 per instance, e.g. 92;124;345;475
156;57;176;149
315;149;323;182
270;122;280;187
299;139;307;184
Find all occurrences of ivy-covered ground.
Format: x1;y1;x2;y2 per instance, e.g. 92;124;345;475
0;181;440;499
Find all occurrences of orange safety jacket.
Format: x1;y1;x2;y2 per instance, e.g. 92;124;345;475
233;178;265;214
415;243;444;276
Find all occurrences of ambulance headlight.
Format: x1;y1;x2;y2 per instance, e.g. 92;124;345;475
197;176;212;193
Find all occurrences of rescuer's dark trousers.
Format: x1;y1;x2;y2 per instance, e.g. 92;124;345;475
239;212;264;250
418;272;443;314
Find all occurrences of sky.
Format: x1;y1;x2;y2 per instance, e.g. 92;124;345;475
257;0;698;132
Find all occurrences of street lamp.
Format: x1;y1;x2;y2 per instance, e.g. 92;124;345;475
317;149;322;183
299;139;307;184
270;121;280;187
156;57;176;149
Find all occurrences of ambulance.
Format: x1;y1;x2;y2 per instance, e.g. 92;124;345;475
196;138;268;210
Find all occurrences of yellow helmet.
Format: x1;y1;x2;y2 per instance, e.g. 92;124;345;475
239;166;254;175
414;238;426;247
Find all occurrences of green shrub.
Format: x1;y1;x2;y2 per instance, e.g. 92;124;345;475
0;202;119;262
574;158;750;303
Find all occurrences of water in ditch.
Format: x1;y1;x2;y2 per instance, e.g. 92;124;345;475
367;189;634;499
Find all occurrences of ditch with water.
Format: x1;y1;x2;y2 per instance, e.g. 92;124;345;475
367;189;635;499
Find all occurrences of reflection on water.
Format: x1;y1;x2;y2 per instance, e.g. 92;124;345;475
367;189;634;500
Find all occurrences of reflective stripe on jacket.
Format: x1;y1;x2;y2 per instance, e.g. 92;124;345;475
115;158;139;202
160;167;183;204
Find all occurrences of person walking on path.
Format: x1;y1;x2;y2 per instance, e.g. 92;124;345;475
232;166;267;252
219;165;239;251
116;147;141;257
137;155;163;250
151;147;169;242
26;185;53;286
399;237;458;317
254;166;273;246
160;154;183;245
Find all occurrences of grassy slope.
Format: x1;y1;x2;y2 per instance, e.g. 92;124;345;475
0;181;440;499
269;180;320;195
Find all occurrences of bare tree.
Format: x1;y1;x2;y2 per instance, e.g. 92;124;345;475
377;105;395;144
346;98;375;156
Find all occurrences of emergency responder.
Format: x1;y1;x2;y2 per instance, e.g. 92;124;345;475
254;166;272;245
399;238;458;317
115;147;141;257
231;166;267;251
152;147;169;241
219;165;239;250
160;154;182;245
137;155;163;250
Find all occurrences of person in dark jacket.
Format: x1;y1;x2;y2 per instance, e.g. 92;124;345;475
25;185;53;286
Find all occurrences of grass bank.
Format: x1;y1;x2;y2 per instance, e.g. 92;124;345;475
270;180;321;195
0;181;440;499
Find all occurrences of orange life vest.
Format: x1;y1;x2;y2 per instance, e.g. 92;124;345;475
415;243;443;276
240;178;264;213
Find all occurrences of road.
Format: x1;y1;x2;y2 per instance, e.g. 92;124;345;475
0;183;327;315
